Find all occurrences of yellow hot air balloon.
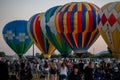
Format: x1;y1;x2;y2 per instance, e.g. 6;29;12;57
98;2;120;58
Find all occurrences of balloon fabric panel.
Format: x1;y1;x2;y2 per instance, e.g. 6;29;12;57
30;14;38;43
33;15;45;52
28;14;40;49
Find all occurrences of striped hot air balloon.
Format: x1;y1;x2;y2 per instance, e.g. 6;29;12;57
41;6;72;57
97;2;120;58
2;20;33;58
27;13;55;58
55;2;100;53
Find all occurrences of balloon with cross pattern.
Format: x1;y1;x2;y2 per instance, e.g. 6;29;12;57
2;20;33;58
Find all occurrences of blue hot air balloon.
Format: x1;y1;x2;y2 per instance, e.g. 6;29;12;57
2;20;33;58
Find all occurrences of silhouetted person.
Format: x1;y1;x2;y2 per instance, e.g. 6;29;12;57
84;61;94;80
79;60;84;74
68;65;81;80
0;60;9;80
20;60;25;80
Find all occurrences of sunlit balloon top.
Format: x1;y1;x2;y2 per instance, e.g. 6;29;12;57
55;2;100;53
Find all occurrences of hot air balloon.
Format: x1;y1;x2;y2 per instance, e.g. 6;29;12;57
41;6;72;57
27;13;55;58
2;20;33;58
97;2;120;58
55;2;99;53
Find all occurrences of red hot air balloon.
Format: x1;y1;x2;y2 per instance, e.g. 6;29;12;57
55;2;99;53
27;13;55;58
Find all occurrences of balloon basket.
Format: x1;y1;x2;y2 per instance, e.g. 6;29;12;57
43;54;51;59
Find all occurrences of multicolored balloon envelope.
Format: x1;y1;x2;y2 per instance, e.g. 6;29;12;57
2;20;33;58
97;2;120;58
27;13;55;58
55;2;100;53
41;6;72;57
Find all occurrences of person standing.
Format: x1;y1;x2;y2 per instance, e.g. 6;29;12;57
68;65;81;80
36;62;41;78
20;60;25;80
15;60;20;77
0;59;9;80
50;61;57;80
113;66;120;80
43;60;50;80
84;61;94;80
59;62;68;80
79;60;84;75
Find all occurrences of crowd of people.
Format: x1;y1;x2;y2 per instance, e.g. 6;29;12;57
0;57;120;80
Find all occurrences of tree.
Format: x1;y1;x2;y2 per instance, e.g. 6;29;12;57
74;52;96;58
38;54;44;59
81;52;96;58
0;52;6;57
35;53;40;57
97;53;112;58
67;54;75;58
51;54;61;58
74;53;84;58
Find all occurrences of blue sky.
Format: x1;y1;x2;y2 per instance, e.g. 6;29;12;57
0;0;119;55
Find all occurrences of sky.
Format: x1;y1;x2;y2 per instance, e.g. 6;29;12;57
0;0;119;55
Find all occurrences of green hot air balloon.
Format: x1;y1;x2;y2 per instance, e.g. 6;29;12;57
2;20;33;58
41;6;72;57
